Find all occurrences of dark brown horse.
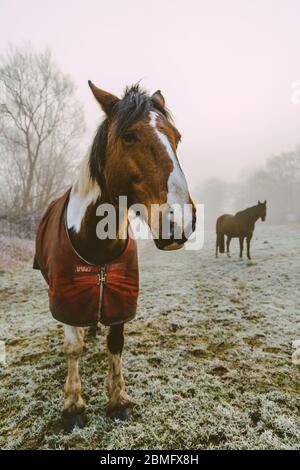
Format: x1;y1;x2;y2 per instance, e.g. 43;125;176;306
216;200;267;259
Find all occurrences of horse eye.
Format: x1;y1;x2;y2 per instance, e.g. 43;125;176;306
122;132;137;143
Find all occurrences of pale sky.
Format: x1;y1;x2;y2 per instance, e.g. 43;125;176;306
1;0;300;190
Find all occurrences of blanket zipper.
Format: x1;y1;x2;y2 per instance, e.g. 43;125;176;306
97;265;106;321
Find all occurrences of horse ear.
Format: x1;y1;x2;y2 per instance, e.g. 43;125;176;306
152;90;165;109
88;80;120;116
264;200;267;205
258;200;261;205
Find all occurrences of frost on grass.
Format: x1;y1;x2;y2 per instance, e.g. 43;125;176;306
0;225;299;449
0;234;34;271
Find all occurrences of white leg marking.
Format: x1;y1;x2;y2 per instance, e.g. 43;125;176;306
63;325;85;413
64;324;84;345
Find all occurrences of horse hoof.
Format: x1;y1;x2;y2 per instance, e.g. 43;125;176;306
107;405;132;421
62;409;87;433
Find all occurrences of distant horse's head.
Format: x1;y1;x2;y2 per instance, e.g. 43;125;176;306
257;200;267;221
88;81;196;250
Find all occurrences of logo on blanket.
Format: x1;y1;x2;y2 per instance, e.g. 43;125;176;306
75;266;94;273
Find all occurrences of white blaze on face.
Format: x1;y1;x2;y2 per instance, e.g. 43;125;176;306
149;111;193;238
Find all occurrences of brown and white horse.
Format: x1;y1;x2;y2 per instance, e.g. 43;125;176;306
60;82;196;430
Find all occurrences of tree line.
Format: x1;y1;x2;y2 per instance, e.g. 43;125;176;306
194;150;300;227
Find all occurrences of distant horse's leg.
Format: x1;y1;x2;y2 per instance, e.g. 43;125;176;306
88;321;101;337
226;236;231;257
215;235;218;257
106;324;131;421
247;235;252;260
62;325;87;432
239;236;244;258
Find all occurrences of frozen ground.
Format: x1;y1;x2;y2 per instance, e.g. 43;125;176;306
0;224;299;449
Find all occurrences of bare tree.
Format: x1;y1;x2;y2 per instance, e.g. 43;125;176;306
0;45;85;216
266;151;300;218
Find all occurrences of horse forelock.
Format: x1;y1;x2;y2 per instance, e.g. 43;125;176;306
112;84;171;139
88;84;172;183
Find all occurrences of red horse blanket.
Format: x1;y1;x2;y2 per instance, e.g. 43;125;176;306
33;190;139;327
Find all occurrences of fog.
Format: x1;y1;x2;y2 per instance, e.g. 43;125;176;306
1;0;300;222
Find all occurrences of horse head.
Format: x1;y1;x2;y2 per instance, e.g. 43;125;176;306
257;200;267;221
88;81;196;250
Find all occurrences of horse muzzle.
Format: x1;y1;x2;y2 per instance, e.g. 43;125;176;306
154;238;185;251
153;212;196;251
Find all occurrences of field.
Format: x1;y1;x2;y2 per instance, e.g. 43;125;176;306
0;224;299;450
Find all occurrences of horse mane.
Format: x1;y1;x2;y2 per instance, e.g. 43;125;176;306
89;119;109;187
89;84;171;182
235;204;260;218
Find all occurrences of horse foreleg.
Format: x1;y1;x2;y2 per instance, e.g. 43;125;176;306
215;236;218;258
62;325;87;432
226;236;231;257
106;324;131;421
239;236;244;258
247;235;252;260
